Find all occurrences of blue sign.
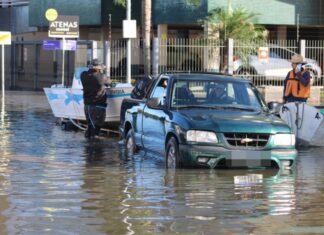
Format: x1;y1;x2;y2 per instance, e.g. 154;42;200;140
42;40;61;50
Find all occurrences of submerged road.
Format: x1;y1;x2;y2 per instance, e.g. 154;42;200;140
0;91;323;234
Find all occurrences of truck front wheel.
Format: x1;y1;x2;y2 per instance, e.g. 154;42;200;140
166;137;182;169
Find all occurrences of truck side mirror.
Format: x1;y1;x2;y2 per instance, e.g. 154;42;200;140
267;101;281;114
147;97;162;109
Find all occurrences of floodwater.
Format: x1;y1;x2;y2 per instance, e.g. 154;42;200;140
0;91;324;235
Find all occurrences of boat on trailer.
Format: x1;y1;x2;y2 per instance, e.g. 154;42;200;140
44;67;133;132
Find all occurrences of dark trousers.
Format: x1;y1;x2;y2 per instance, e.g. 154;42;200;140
84;104;106;138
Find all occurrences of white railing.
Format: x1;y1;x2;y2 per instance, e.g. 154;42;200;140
152;38;324;87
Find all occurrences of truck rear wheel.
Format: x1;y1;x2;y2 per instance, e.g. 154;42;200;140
125;129;137;156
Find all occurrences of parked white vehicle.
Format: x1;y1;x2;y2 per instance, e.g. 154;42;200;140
234;45;322;84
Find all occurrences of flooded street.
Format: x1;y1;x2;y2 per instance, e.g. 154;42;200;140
0;91;324;234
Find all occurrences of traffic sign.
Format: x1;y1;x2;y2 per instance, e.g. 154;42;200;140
0;31;11;45
0;31;11;106
123;20;137;38
62;40;77;51
43;40;61;50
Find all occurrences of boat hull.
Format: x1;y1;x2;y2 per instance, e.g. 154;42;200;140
279;102;324;147
44;86;133;124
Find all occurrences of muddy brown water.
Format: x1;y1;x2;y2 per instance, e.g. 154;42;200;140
0;91;323;234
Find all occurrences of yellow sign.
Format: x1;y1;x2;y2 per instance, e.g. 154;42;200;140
0;31;11;45
45;8;58;21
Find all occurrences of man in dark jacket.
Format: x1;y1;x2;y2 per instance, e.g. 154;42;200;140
81;59;110;139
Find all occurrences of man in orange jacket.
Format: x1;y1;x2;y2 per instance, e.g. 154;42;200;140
283;54;311;103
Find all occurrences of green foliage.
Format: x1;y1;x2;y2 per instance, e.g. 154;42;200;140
114;0;125;7
202;8;268;64
204;8;267;41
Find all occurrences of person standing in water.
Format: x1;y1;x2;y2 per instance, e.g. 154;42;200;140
81;59;110;139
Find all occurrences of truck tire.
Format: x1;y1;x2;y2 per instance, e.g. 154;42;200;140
165;137;182;169
125;129;138;156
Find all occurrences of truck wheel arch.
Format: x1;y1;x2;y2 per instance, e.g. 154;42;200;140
124;121;132;139
165;132;179;150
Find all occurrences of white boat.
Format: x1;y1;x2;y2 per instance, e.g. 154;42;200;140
44;67;133;130
279;102;324;147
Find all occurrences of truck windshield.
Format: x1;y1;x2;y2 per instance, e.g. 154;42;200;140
171;79;264;110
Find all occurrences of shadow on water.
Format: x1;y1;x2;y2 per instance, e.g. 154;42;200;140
82;139;125;166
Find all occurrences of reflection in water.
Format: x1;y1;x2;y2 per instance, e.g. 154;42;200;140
0;95;10;235
154;169;296;234
0;92;324;234
1;95;4;127
81;140;137;235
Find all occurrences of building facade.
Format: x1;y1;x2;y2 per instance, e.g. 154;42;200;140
1;0;324;40
1;0;324;90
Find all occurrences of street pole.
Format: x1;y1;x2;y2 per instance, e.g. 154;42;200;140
1;44;4;101
126;0;131;84
1;44;4;126
62;37;65;86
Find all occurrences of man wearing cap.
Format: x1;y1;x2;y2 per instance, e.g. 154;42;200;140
283;54;311;103
81;59;110;139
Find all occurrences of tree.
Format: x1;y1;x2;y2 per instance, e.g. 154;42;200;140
202;7;267;66
203;8;267;42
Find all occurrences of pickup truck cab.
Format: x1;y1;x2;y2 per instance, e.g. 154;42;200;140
120;72;297;170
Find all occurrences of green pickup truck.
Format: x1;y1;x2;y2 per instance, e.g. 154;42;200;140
120;72;297;170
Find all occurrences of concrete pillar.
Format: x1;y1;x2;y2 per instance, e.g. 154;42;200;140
75;43;88;68
277;26;287;40
158;24;168;40
300;39;306;58
228;38;234;75
152;38;159;76
204;23;220;72
92;41;98;60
